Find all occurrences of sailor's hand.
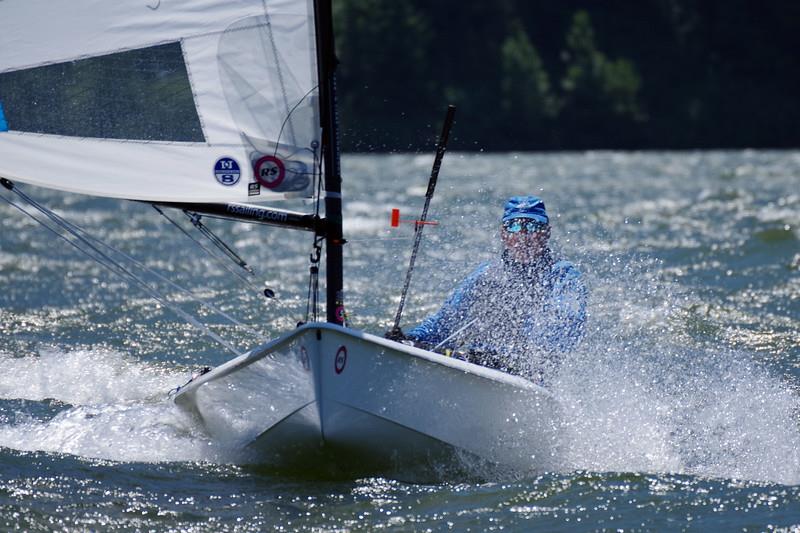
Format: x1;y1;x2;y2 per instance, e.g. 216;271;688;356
465;345;502;366
384;327;407;341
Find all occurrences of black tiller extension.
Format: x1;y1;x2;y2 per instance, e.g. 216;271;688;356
390;105;456;336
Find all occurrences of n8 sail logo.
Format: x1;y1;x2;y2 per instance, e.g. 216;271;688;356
214;157;241;186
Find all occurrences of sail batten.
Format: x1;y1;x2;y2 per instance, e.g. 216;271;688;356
0;0;321;204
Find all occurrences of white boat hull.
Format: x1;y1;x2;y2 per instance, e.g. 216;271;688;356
174;323;561;478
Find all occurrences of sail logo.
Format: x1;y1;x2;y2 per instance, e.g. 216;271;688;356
254;155;286;189
214;157;241;186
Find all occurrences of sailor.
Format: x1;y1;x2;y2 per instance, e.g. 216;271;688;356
390;195;587;381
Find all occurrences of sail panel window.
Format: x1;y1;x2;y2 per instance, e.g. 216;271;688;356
0;42;204;142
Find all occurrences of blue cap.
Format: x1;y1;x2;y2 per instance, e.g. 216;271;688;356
502;195;549;224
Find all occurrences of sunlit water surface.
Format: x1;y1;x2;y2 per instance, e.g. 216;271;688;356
1;151;799;530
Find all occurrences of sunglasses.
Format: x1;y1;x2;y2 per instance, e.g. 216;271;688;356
503;219;548;234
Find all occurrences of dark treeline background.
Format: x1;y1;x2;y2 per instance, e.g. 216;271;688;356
332;0;800;152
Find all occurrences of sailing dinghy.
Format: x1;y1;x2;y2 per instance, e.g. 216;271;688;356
0;0;560;477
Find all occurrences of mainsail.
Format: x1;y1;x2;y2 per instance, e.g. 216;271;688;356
0;0;321;204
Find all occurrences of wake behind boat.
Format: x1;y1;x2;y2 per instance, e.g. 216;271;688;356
173;323;561;478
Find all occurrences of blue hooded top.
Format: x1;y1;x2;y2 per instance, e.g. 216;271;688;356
407;247;587;379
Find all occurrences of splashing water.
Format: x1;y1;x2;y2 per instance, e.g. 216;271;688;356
0;348;180;405
0;348;236;463
547;251;800;485
1;150;799;533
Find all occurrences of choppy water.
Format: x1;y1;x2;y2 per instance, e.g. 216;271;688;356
1;151;799;530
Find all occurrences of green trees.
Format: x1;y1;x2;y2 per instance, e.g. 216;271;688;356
558;10;644;147
333;3;645;150
334;0;437;150
333;1;799;151
499;22;556;144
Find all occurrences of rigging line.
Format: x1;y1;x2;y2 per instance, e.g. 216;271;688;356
305;263;317;323
13;193;245;355
0;200;149;313
152;206;279;325
271;85;320;158
53;205;267;343
391;106;456;333
305;235;323;324
433;317;479;352
304;144;324;323
152;205;259;289
313;143;324;216
311;253;321;322
106;242;269;342
2;190;244;356
181;209;255;275
76;231;266;346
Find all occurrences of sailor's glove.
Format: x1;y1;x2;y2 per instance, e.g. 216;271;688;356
465;344;503;367
384;327;408;341
385;328;418;347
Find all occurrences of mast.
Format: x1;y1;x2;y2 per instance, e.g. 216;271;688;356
314;0;345;325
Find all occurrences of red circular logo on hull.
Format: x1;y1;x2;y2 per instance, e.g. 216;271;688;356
334;346;347;374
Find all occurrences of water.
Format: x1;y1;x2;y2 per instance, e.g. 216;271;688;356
1;151;799;530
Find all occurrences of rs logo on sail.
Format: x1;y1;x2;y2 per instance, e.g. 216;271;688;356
254;155;286;189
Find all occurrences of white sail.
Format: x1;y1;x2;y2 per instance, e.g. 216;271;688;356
0;0;320;203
